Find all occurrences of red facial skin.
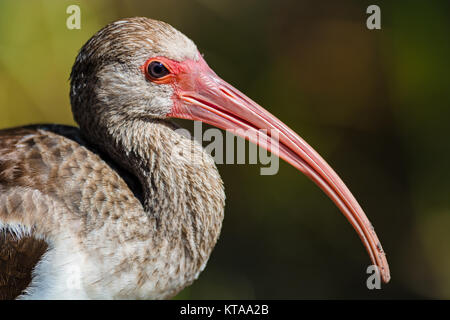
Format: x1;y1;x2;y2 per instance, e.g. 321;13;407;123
141;54;390;283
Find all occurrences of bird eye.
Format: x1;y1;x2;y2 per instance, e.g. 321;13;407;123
147;61;170;79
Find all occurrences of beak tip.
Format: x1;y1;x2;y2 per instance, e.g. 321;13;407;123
382;263;391;284
381;266;391;284
378;251;391;283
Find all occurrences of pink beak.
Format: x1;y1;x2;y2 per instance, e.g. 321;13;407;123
168;55;390;283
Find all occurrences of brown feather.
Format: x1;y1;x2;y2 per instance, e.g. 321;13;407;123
0;230;47;300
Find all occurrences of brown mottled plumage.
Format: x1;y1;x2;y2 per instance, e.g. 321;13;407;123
0;18;225;299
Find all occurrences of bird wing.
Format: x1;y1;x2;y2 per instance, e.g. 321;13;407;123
0;125;145;299
0;127;55;299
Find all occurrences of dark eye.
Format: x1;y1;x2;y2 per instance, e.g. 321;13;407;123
147;61;170;79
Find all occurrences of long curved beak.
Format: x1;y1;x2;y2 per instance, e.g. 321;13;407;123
168;56;390;283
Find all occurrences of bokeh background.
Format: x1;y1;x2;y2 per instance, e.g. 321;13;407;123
0;0;449;299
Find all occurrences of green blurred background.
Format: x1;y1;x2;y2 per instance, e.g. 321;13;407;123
0;0;449;299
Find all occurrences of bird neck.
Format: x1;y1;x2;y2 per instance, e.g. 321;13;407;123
84;116;225;282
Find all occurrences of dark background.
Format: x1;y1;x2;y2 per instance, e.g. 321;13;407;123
0;0;449;298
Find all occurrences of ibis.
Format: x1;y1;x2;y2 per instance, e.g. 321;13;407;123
0;17;389;299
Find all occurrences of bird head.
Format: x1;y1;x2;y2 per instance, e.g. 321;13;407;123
70;17;390;283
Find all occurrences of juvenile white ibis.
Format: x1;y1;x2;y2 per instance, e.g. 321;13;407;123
0;17;389;299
